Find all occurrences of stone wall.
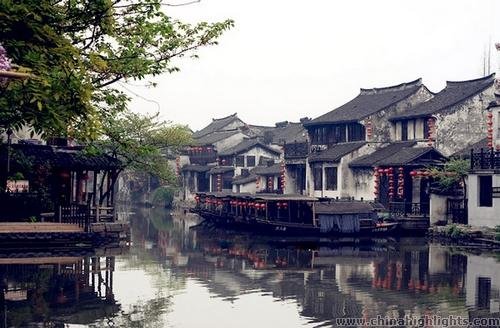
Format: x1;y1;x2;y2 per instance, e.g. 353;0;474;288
434;86;495;156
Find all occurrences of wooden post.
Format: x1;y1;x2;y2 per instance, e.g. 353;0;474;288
96;205;100;222
58;205;62;223
92;170;98;206
312;202;316;227
288;201;291;222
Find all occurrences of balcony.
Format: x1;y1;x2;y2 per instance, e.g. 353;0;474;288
470;148;500;170
389;202;429;218
284;142;308;160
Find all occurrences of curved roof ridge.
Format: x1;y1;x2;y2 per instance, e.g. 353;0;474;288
212;112;238;121
446;73;495;86
360;78;422;95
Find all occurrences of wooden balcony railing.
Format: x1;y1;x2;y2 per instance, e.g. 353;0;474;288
470;148;500;170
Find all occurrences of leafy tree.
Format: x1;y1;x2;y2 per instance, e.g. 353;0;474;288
428;158;469;199
87;110;191;191
0;0;233;137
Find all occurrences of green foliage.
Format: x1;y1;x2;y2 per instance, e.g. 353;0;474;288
428;159;469;193
8;171;24;180
86;111;192;183
151;186;175;208
446;224;466;239
0;0;233;138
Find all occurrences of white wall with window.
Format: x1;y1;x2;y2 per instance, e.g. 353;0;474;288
467;173;500;228
310;163;340;198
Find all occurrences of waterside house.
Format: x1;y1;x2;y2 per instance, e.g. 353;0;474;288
0;141;122;223
467;96;500;228
301;78;433;200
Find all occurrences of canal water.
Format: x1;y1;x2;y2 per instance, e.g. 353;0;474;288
1;207;499;327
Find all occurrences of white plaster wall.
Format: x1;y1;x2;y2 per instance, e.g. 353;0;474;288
305;158;314;196
234;182;256;194
352;169;375;201
233;146;279;176
465;254;500;313
429;193;448;225
467;173;500;228
428;245;448;274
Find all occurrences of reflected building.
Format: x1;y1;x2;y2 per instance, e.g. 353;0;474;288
0;255;118;327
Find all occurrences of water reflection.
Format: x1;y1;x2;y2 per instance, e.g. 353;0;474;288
1;207;500;327
0;251;121;327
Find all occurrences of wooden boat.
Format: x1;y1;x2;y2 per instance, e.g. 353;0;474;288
191;192;398;237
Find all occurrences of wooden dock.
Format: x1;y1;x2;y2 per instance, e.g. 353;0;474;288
0;222;83;233
0;222;129;246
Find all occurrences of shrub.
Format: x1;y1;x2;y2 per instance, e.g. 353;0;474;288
446;224;465;239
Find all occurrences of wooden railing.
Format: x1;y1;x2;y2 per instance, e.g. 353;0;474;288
389;202;429;218
470;148;500;170
284;142;308;159
58;204;90;232
58;204;115;232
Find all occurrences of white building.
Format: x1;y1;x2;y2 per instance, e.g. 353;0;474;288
467;98;500;228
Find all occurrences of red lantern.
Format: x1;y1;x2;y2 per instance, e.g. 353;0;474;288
410;171;417;177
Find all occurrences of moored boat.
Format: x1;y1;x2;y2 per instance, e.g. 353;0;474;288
191;192;398;237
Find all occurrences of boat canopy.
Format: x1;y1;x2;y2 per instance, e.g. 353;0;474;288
196;192;318;202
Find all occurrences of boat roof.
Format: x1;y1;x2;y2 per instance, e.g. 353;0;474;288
196;192;318;202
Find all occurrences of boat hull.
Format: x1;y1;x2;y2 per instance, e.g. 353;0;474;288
192;209;398;237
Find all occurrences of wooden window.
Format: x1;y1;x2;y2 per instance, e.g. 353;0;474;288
313;165;323;191
478;175;493;207
223;172;233;190
246;155;255;167
325;167;338;191
347;123;365;142
235;155;245;167
401;120;408;141
334;125;346;143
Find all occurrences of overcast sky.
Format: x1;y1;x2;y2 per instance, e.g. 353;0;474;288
123;0;500;131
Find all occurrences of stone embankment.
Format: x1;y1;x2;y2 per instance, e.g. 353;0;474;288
429;224;500;248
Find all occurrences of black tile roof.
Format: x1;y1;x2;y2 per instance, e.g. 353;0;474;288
305;79;424;126
0;144;122;170
349;141;416;167
452;137;489;158
193;130;241;146
181;164;212;172
349;142;447;167
308;142;366;163
218;139;281;156
252;163;281;175
232;174;258;185
271;122;307;145
209;166;235;174
390;74;495;121
193;113;242;139
315;201;375;215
